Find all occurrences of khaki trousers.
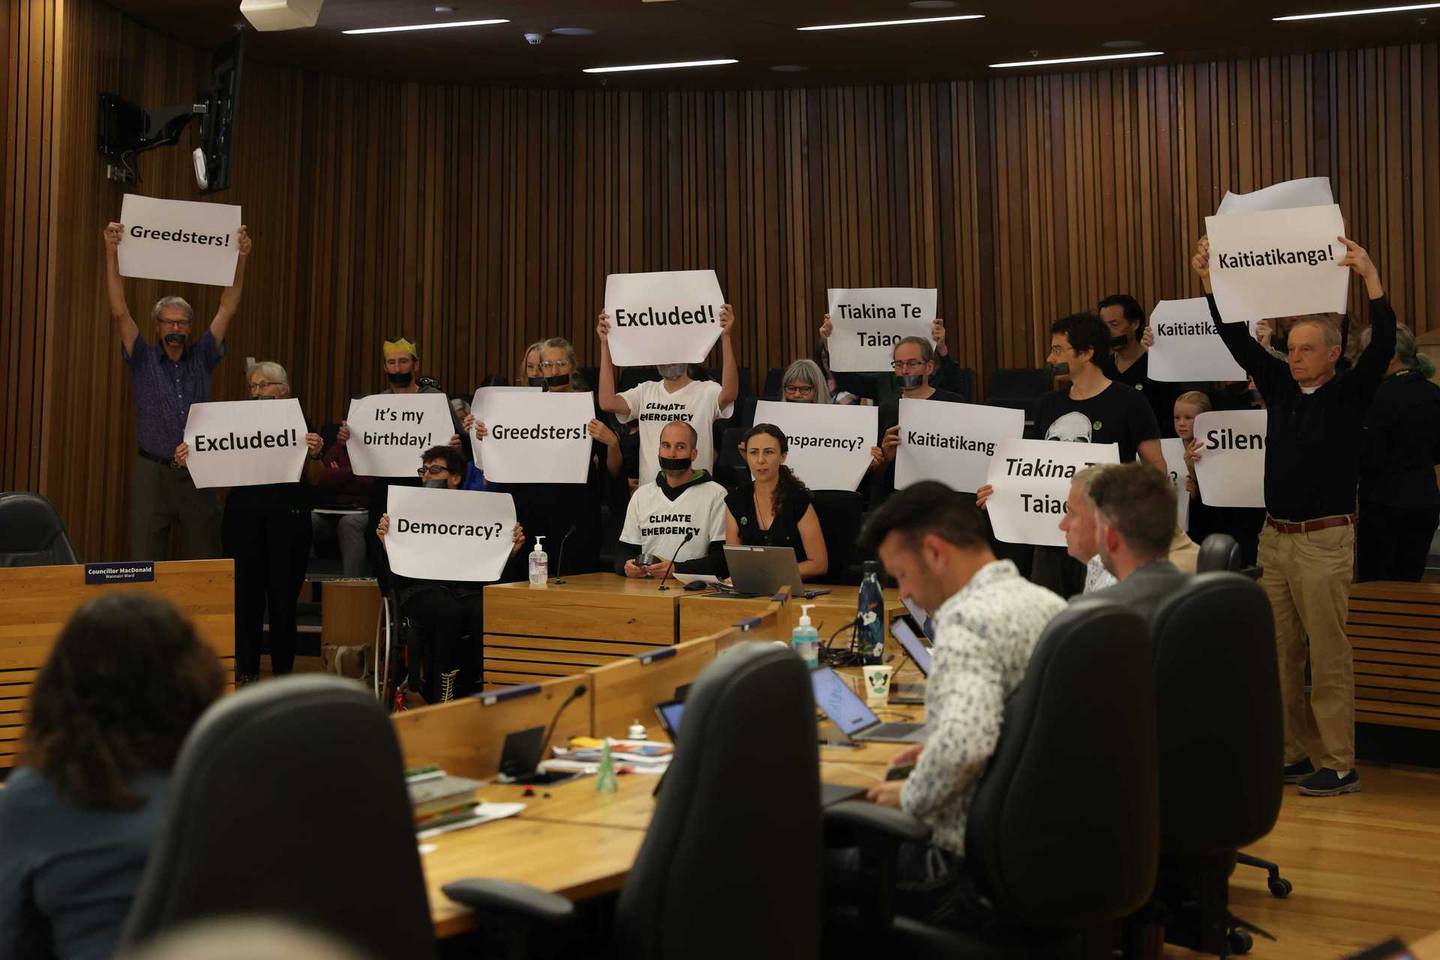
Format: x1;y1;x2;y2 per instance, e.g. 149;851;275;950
1257;522;1356;771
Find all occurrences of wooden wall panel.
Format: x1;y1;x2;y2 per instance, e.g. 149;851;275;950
4;0;1438;560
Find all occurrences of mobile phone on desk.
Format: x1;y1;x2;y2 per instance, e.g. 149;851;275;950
884;763;914;782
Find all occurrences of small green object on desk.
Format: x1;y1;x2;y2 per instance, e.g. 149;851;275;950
595;741;619;793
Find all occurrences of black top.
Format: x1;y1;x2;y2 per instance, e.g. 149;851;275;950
1207;293;1397;521
1029;381;1161;463
1098;351;1181;438
1360;369;1440;509
726;482;814;563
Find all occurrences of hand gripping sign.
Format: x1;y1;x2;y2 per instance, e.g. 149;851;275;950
118;194;242;287
183;398;308;489
603;270;725;367
384;487;518;582
985;438;1120;547
752;400;878;492
825;288;937;373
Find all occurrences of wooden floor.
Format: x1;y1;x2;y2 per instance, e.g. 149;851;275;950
1167;762;1440;959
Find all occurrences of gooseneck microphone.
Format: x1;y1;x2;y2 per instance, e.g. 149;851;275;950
656;531;695;592
552;525;577;585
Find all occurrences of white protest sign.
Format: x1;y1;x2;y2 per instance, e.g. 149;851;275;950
384;487;517;582
1205;204;1348;329
985;438;1120;547
895;401;1024;494
468;386;541;466
825;288;937;372
1160;437;1191;532
1217;177;1333;215
603;270;725;367
345;392;456;478
1193;410;1267;508
183;398;307;489
478;391;595;484
118;194;242;287
1147;297;1248;382
752;400;877;492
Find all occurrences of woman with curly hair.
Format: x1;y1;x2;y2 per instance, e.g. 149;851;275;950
724;423;829;580
0;594;224;960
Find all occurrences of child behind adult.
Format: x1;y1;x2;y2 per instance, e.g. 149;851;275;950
0;595;224;960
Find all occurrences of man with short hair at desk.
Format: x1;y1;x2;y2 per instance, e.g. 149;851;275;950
855;481;1064;924
1072;462;1191;621
615;421;728;580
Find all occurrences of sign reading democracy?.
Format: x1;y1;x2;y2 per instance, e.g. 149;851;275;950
345;392;455;478
1205;203;1349;329
603;269;725;367
384;487;518;582
118;193;242;287
752;400;877;492
477;391;595;484
826;288;937;372
1193;410;1267;509
1146;298;1247;383
894;400;1024;495
985;438;1120;547
183;398;308;489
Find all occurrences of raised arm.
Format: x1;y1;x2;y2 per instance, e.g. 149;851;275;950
1338;237;1396;397
718;305;739;410
596;311;631;416
104;222;140;356
208;225;251;345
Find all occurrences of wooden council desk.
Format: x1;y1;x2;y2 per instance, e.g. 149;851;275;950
678;585;908;649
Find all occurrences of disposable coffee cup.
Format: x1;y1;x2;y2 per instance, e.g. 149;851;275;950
863;665;894;702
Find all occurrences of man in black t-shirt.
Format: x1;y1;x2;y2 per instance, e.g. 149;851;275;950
869;336;966;507
978;312;1163;596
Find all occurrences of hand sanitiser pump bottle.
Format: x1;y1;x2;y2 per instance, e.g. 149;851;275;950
791;604;819;669
528;536;548;588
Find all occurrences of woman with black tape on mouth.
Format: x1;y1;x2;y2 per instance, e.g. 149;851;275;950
173;361;323;685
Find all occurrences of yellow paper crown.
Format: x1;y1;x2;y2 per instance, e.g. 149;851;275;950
383;337;418;360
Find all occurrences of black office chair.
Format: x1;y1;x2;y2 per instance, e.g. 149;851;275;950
823;600;1159;959
120;676;435;960
1145;573;1285;957
950;366;978;402
811;489;866;585
0;492;78;566
985;367;1052;415
762;366;784;399
445;643;823;960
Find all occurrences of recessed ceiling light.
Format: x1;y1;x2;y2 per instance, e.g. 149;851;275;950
909;0;958;7
1274;1;1440;19
770;64;809;72
1102;39;1147;48
798;13;984;30
343;18;508;34
990;51;1164;68
551;27;596;36
434;5;454;11
583;58;738;74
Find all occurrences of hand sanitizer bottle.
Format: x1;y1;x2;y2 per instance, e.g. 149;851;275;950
791;604;820;669
528;536;548;588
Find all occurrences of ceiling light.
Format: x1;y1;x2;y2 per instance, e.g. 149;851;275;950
1274;1;1440;19
583;58;738;74
770;64;809;72
797;14;984;30
551;27;596;36
343;18;508;34
990;51;1164;68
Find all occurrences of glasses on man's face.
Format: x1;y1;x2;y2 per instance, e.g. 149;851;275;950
783;383;815;398
248;380;282;391
417;465;449;478
159;318;193;329
891;359;926;372
539;360;571;371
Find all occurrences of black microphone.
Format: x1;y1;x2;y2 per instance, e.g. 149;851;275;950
521;683;588;786
551;525;577;585
656;530;695;592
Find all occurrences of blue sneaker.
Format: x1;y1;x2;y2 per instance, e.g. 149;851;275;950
1282;759;1315;783
1297;768;1361;797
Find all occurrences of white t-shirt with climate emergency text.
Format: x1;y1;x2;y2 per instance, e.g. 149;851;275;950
619;475;728;565
617;378;733;484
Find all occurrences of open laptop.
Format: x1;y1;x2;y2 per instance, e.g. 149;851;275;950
888;614;932;705
655;693;864;807
810;667;926;744
723;544;806;596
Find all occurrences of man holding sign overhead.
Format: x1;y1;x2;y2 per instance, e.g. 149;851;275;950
1193;233;1395;798
104;218;251;562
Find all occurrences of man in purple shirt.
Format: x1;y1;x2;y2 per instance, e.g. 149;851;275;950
104;220;252;560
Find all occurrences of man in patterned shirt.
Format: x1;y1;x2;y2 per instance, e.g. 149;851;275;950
855;481;1065;913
